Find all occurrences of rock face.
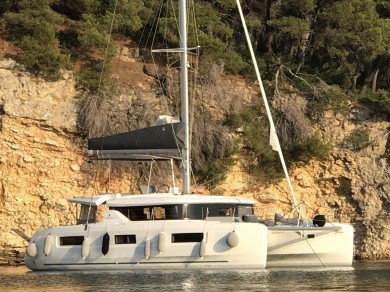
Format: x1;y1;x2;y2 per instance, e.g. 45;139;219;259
0;60;85;264
0;59;389;264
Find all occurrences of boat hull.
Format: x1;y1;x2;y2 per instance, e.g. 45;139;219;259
25;217;268;271
267;223;354;267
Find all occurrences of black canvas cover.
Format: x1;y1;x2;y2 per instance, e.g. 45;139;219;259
88;122;185;152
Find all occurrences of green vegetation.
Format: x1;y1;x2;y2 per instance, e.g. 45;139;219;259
357;90;390;113
0;0;388;100
196;149;238;188
1;5;388;106
0;0;389;182
3;0;69;80
288;135;330;163
226;106;330;179
346;128;372;151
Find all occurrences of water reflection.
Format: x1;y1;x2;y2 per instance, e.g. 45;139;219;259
0;262;389;291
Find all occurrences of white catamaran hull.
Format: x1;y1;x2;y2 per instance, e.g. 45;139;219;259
267;223;354;267
25;211;268;271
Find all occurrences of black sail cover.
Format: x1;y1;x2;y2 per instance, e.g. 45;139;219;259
87;122;185;160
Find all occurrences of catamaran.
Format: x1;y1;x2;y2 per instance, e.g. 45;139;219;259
24;0;269;271
24;0;353;270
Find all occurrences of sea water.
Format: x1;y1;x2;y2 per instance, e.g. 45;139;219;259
0;261;389;291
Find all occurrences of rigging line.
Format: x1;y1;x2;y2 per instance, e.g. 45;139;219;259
184;2;199;190
189;163;198;193
170;121;184;163
83;160;93;197
189;50;200;155
97;0;119;93
304;236;326;267
170;158;176;191
189;0;200;46
147;160;155;195
129;163;135;193
86;161;100;227
231;207;237;230
106;160;112;193
137;0;156;51
168;1;183;117
150;0;165;51
112;23;128;89
149;1;172;112
156;0;174;115
170;120;191;184
170;0;180;45
141;0;163;64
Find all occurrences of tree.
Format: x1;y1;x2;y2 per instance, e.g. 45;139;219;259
0;0;18;16
3;0;69;80
310;0;387;91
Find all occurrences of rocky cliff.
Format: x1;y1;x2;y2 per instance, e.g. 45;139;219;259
0;58;389;264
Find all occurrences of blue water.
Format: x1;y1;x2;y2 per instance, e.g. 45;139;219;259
0;261;389;291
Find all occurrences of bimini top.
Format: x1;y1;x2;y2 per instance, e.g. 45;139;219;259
86;122;185;161
68;193;256;207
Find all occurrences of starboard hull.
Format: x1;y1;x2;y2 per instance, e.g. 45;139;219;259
267;223;354;267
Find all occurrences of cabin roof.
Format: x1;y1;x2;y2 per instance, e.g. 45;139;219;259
68;193;256;207
68;193;121;206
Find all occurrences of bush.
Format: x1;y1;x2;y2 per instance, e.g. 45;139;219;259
77;60;112;92
357;90;390;115
191;109;236;187
196;152;237;188
226;106;284;179
226;105;332;179
346;128;371;151
308;82;351;119
289;134;330;162
19;36;69;80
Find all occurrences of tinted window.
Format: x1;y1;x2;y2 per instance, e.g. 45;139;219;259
172;233;203;243
60;236;84;246
115;234;136;244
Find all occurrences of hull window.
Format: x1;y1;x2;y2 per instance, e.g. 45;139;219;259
115;234;136;244
60;236;84;246
172;233;203;243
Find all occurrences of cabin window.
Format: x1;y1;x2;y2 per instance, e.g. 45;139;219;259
184;204;253;219
165;205;180;219
172;233;203;243
109;204;254;220
115;234;136;244
152;207;165;220
77;205;97;224
60;236;84;246
218;208;233;216
183;204;205;219
237;206;254;217
110;205;184;221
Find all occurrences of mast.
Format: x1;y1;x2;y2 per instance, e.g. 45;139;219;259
236;0;299;212
179;0;191;194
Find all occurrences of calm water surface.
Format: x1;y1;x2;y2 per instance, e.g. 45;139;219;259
0;261;389;291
